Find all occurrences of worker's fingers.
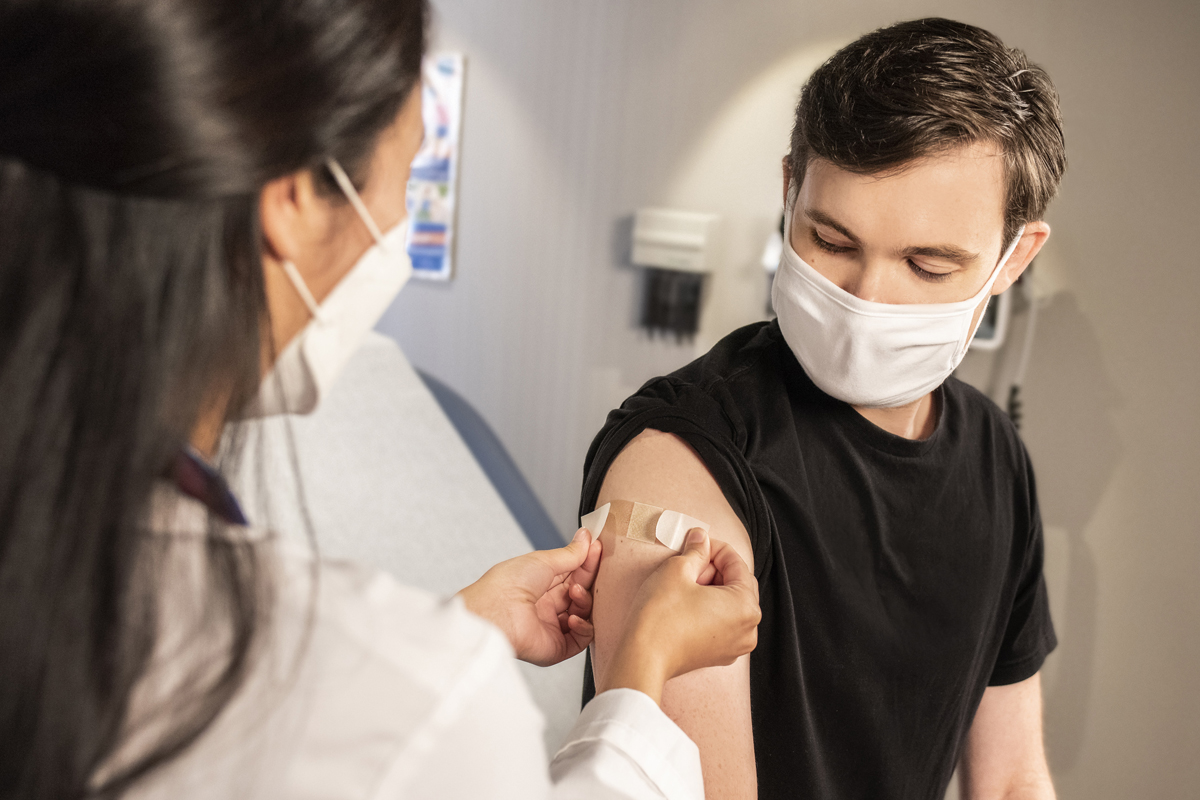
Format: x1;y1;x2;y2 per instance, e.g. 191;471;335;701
709;539;757;599
535;528;592;577
672;529;712;581
546;580;572;613
567;614;594;640
567;580;594;619
568;537;602;593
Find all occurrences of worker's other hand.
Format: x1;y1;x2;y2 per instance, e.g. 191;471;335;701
458;528;601;667
599;529;760;706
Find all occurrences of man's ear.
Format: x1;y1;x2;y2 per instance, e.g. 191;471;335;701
992;221;1050;295
782;156;792;206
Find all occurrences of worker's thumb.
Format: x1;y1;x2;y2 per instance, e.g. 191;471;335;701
538;528;591;574
676;528;711;579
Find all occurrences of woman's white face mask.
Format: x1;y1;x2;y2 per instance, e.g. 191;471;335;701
771;204;1023;408
244;159;413;417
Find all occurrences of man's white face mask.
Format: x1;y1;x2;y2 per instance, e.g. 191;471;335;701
771;203;1024;408
244;159;413;418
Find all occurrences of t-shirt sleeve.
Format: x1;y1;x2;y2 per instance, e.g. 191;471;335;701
578;376;775;706
578;377;774;580
988;452;1058;686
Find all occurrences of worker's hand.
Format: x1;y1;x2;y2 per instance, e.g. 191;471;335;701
598;529;760;705
457;528;602;667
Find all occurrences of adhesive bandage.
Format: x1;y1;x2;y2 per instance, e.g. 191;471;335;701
580;500;710;552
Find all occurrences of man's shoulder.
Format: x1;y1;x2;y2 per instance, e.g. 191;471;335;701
943;375;1030;469
584;321;786;481
640;320;787;404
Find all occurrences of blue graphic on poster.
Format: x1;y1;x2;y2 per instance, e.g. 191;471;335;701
407;53;464;280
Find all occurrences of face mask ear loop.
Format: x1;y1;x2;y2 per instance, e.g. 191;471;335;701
281;260;326;323
957;226;1027;359
983;226;1027;296
783;196;796;246
325;159;388;246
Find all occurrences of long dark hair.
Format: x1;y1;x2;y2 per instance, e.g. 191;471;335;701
0;1;427;797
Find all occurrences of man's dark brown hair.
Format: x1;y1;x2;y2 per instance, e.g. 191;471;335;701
788;18;1067;247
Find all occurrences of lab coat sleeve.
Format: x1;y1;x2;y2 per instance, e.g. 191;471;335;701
550;688;705;800
384;640;703;800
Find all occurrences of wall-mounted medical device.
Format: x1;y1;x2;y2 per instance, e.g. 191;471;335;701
761;213;786;315
632;208;717;273
965;264;1039;430
970;289;1013;351
631;208;718;339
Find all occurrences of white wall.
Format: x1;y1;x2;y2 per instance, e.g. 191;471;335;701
377;1;1200;797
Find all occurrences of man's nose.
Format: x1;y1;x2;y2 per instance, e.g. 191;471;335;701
842;261;892;304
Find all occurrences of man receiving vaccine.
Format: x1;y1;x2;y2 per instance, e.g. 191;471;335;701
581;18;1065;800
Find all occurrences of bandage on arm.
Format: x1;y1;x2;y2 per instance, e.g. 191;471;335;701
588;429;757;800
581;499;710;552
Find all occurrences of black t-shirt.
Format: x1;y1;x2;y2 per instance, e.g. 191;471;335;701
579;320;1056;800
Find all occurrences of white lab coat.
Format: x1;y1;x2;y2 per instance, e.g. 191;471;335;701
106;488;704;799
225;332;590;754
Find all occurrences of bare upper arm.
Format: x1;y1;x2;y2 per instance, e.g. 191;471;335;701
590;429;757;800
958;672;1055;800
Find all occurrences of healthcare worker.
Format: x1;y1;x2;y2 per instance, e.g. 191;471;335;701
0;1;760;799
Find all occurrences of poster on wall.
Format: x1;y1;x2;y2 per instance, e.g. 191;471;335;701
406;52;465;281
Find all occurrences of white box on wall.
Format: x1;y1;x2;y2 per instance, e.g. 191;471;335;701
632;208;718;273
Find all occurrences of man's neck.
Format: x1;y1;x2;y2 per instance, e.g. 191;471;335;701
853;391;938;441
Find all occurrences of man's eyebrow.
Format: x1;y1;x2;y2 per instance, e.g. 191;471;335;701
806;206;981;264
899;243;981;266
805;208;861;245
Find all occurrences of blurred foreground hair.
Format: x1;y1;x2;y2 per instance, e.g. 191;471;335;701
0;0;426;796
